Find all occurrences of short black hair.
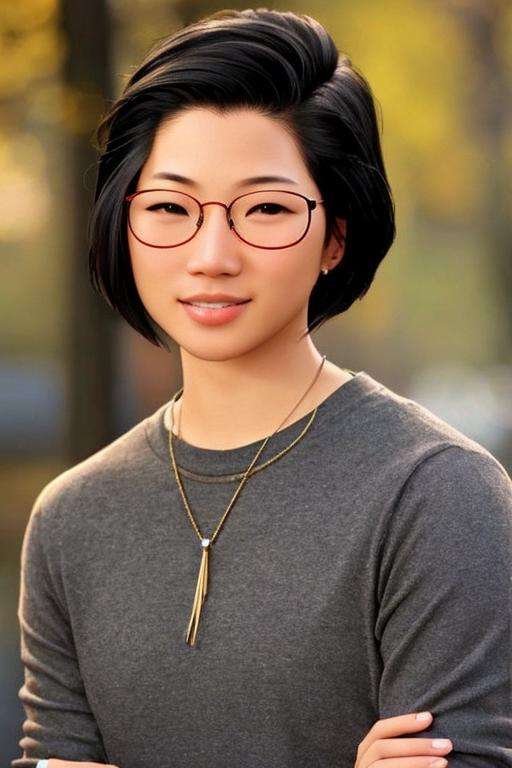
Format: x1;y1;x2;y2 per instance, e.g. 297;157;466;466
88;7;396;349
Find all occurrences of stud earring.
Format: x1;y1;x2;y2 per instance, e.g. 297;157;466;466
321;267;329;275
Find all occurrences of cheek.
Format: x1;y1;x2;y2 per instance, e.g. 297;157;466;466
261;244;319;304
128;236;177;294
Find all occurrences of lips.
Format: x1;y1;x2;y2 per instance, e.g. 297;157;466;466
179;300;250;306
181;300;250;306
180;299;251;326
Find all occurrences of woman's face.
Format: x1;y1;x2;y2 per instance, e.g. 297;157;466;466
128;106;345;361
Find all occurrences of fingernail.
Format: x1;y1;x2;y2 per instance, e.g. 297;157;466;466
432;739;451;749
429;760;447;768
416;711;432;720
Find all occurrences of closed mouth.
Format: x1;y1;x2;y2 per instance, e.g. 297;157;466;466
179;300;251;305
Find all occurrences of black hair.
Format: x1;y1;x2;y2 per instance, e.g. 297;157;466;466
88;7;396;349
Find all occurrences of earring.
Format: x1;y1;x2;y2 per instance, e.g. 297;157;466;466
321;267;329;275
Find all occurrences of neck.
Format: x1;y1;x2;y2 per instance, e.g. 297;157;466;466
173;335;353;450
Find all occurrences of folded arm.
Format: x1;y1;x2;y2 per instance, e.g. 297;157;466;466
376;446;512;766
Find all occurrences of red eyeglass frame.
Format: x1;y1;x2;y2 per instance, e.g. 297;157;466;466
123;188;325;250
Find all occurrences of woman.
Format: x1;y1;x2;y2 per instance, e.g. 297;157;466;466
13;8;511;768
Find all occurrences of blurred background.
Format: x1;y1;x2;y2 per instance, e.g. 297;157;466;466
2;0;511;762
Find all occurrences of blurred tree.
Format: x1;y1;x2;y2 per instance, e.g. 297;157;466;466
444;0;512;362
58;0;118;461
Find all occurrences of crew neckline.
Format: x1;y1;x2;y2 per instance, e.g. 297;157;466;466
144;370;382;481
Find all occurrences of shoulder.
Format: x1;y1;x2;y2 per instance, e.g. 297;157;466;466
374;369;511;499
30;403;167;536
348;371;510;482
332;373;512;547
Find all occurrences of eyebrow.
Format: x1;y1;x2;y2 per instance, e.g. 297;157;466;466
150;172;299;188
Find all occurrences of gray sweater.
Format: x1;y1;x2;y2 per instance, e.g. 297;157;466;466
11;371;512;768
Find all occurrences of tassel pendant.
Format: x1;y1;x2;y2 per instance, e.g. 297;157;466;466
185;538;210;646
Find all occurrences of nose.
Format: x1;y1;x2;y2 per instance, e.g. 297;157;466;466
184;201;242;277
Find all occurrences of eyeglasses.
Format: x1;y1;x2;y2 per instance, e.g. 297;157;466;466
124;188;325;250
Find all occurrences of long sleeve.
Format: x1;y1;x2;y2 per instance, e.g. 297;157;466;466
11;496;109;767
375;445;512;766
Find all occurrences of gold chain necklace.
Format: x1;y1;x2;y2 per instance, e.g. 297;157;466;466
167;354;327;646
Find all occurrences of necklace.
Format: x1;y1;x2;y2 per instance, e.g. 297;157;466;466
167;355;327;646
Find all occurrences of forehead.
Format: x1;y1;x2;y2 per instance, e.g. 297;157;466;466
142;106;311;188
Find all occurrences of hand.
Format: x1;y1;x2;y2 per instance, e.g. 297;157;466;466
45;762;120;768
354;711;454;767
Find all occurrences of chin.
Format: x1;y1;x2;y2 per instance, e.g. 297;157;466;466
176;323;288;363
177;338;259;363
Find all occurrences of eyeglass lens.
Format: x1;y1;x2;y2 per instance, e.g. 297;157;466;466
127;190;310;248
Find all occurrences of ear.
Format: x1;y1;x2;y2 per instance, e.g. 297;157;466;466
321;217;347;272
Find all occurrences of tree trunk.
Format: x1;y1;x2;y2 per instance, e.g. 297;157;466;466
58;0;117;463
